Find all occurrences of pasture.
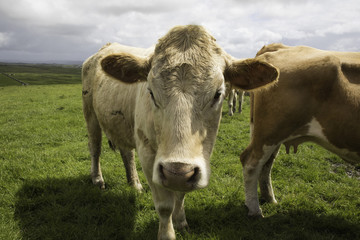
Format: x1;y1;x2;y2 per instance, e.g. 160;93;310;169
0;64;359;240
0;63;81;86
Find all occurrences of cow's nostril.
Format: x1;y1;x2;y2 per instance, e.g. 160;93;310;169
188;167;199;183
160;162;197;181
158;163;202;191
159;164;166;180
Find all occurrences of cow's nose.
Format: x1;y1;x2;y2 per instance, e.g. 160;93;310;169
159;162;199;191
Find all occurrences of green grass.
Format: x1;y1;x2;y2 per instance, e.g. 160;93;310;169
0;63;81;86
0;68;359;239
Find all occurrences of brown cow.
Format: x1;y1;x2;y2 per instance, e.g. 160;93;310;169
240;43;360;217
82;25;279;239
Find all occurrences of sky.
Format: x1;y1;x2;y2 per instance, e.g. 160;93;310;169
0;0;359;63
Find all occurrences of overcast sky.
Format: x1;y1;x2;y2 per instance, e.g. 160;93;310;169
0;0;359;63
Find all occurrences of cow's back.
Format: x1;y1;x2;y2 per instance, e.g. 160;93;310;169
82;43;152;150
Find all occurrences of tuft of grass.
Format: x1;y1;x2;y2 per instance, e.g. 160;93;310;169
0;78;359;239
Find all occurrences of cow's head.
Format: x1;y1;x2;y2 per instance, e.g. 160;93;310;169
101;25;279;192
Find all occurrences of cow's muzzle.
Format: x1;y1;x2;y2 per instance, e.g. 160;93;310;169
158;162;200;192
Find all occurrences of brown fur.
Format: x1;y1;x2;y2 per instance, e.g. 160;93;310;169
240;43;360;217
251;44;360;158
101;53;151;83
224;59;279;91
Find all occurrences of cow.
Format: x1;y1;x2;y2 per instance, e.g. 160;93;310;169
240;43;360;217
227;85;244;116
82;25;279;239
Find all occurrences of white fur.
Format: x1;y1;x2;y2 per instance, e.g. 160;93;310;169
84;25;279;239
307;117;328;141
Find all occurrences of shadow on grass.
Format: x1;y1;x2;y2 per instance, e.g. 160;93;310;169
185;200;360;240
15;177;360;240
15;175;138;240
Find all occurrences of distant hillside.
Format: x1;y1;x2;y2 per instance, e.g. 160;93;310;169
0;63;81;86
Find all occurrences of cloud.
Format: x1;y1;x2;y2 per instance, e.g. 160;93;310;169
0;0;359;62
330;36;360;52
316;22;360;36
0;32;11;47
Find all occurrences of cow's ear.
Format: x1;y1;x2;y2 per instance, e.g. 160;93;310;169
101;53;151;83
224;58;279;91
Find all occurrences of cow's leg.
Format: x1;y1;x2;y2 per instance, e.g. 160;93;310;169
232;90;237;114
238;91;244;113
85;113;105;189
119;149;143;191
151;186;177;240
136;135;176;240
228;89;236;116
240;144;279;217
172;192;188;232
259;146;280;203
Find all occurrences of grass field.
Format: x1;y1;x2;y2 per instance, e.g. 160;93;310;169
0;63;81;86
0;65;359;240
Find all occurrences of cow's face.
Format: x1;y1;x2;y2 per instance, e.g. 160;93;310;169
147;58;227;192
101;25;279;192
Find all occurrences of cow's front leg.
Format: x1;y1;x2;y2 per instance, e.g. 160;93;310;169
86;113;105;189
172;192;188;232
259;146;280;204
228;89;236;116
151;185;176;240
136;135;176;239
241;153;263;217
240;144;278;217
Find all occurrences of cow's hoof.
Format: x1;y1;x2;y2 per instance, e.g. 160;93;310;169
269;199;278;204
158;231;176;240
132;182;143;192
92;176;105;189
174;220;189;233
247;209;264;218
248;213;264;219
260;197;278;204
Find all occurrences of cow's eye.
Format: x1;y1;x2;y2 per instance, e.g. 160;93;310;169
211;90;223;108
148;88;159;108
214;91;222;100
149;90;155;101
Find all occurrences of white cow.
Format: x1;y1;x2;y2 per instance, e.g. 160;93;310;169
227;86;244;116
82;25;279;239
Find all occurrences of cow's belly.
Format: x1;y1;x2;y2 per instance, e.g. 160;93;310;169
99;113;136;150
284;117;360;164
308;118;360;164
